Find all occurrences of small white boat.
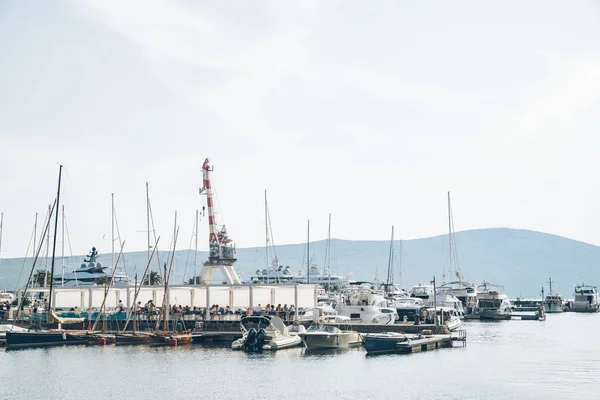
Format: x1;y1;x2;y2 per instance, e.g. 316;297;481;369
300;323;362;349
543;278;565;313
231;316;302;352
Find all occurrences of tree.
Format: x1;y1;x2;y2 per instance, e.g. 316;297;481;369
186;275;206;285
143;270;162;286
95;276;111;286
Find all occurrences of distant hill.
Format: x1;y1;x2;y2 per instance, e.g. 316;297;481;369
1;228;598;297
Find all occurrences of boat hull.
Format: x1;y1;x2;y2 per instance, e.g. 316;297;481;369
263;335;302;350
114;333;153;345
151;333;193;345
363;334;407;354
301;332;362;349
6;331;88;350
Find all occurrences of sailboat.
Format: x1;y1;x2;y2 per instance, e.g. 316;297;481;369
6;165;88;350
151;214;193;346
438;191;477;314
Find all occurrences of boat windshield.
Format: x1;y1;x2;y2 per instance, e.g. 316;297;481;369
479;299;502;309
307;325;341;334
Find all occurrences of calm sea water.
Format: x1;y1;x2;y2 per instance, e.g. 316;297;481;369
1;312;599;400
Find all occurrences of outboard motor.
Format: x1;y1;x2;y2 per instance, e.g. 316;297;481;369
243;328;258;352
255;328;267;350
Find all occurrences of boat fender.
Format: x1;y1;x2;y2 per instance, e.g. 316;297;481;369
62;332;67;341
403;316;408;324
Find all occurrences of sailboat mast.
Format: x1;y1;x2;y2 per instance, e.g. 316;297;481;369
61;206;65;287
326;213;331;288
307;220;310;284
48;164;63;313
265;190;269;284
194;209;198;284
549;277;553;294
112;193;115;280
45;204;50;287
146;183;150;264
386;225;395;292
33;213;38;262
447;191;452;282
0;212;3;268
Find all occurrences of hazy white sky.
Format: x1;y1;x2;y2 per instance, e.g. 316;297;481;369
1;1;600;259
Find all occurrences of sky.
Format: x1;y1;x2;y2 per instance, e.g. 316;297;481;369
1;1;600;260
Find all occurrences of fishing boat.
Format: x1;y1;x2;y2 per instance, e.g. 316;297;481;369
231;316;302;351
543;278;565;313
572;284;599;312
300;323;362;349
472;282;512;320
363;332;409;354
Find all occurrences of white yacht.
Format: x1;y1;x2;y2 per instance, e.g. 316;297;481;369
472;282;512;320
410;283;434;300
336;284;398;324
439;281;477;314
425;288;465;318
424;308;462;331
300;323;362;349
248;264;298;284
393;297;426;322
543;278;565;313
231;316;302;351
54;247;130;287
572;284;599;312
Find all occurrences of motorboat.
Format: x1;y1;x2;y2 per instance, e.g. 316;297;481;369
297;304;337;322
472;282;512;320
54;247;131;287
300;323;362;349
231;316;302;351
336;284;398;324
439;281;477;314
425;288;465;318
410;283;434;300
363;332;409;354
425;308;462;331
393;297;426;323
572;284;599;312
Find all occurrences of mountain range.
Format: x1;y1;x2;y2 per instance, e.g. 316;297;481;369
1;228;598;298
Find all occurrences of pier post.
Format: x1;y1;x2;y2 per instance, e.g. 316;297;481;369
294;284;298;321
205;286;210;321
270;288;275;308
80;290;85;310
126;287;131;310
190;289;195;308
229;288;234;310
88;288;93;328
249;285;253;314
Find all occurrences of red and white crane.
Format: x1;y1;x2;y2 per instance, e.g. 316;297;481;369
198;158;242;284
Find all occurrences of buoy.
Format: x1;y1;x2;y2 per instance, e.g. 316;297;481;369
168;338;178;346
97;337;107;346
